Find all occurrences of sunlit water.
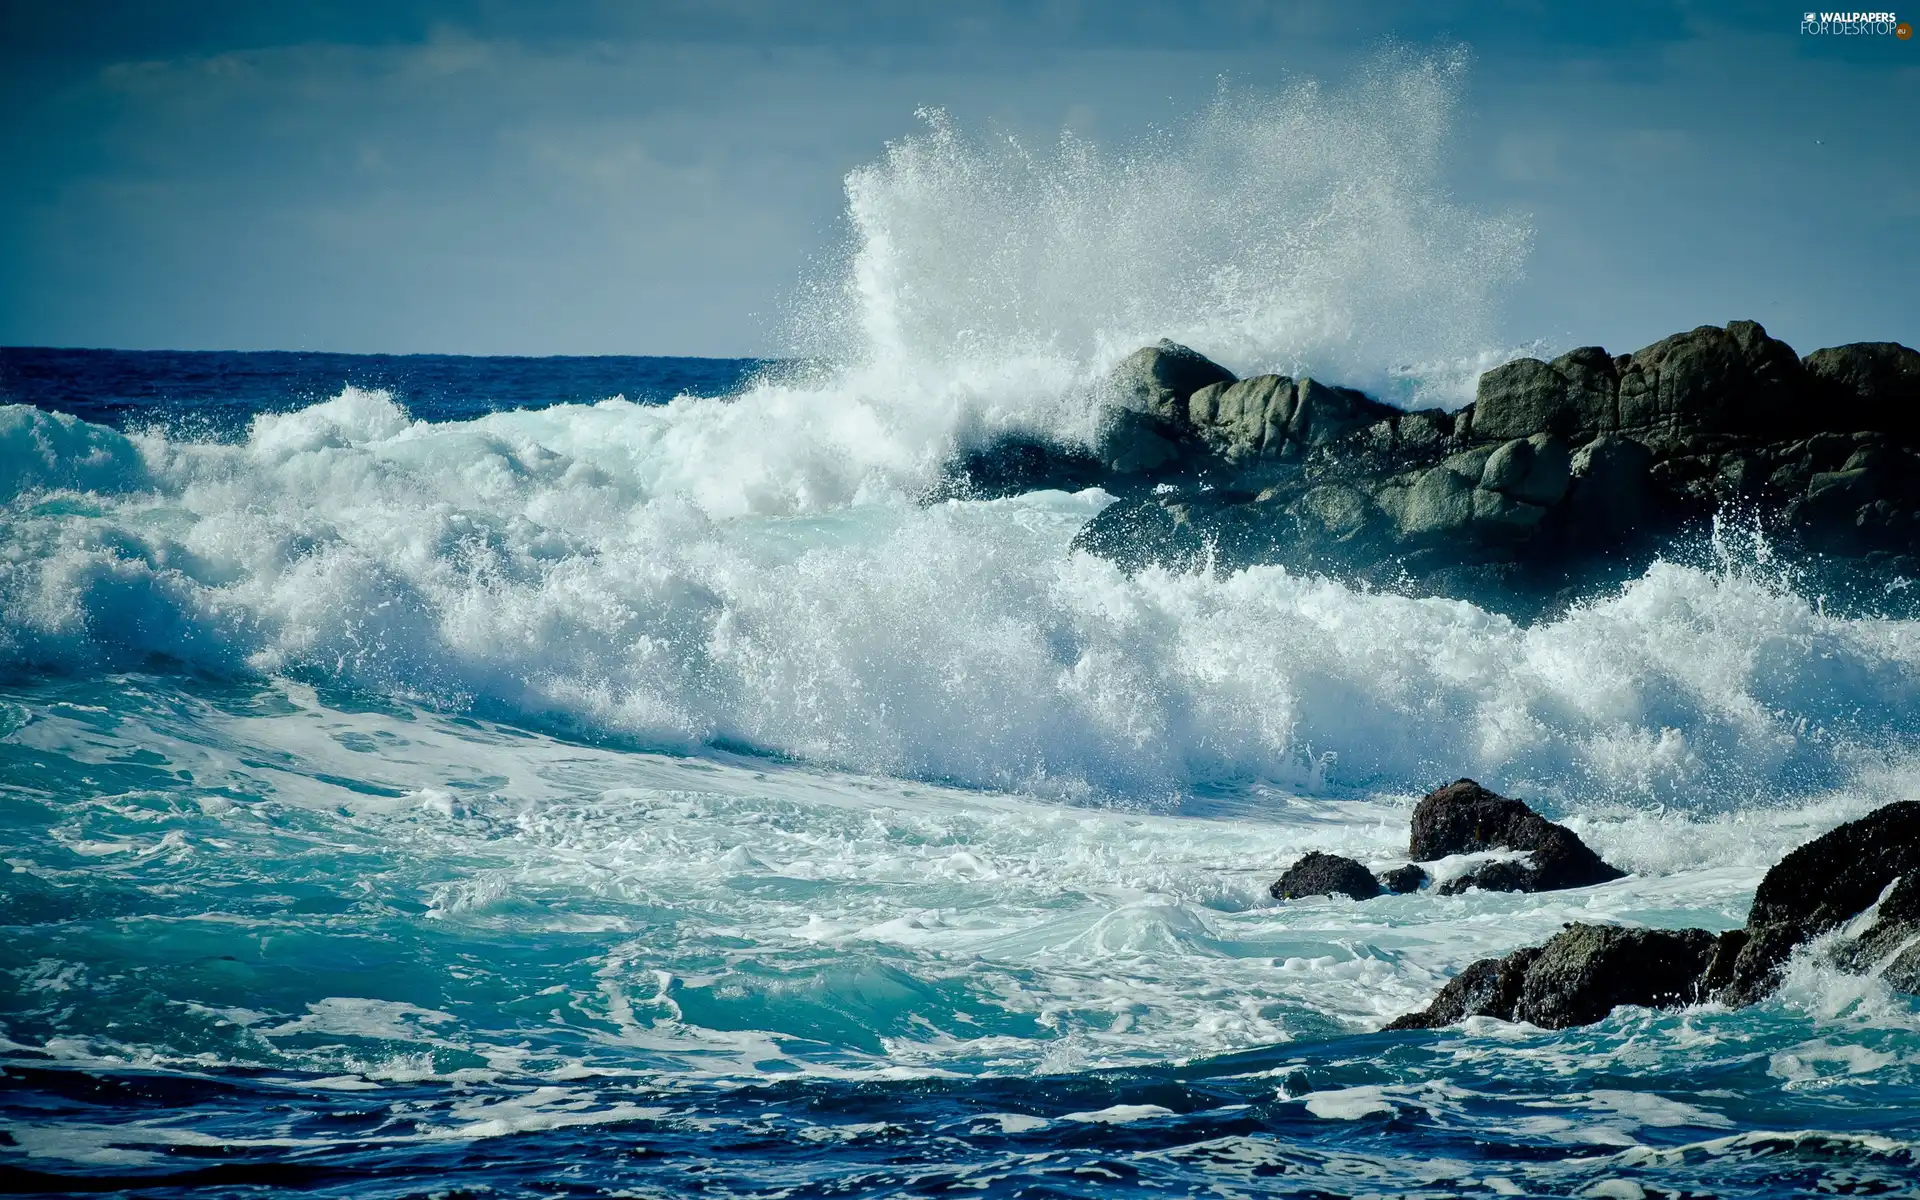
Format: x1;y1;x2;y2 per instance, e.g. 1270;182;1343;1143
5;52;1920;1198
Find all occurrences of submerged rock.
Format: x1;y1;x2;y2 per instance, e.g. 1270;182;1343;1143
1270;851;1381;901
1410;779;1626;894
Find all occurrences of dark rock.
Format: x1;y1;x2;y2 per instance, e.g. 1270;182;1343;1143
1438;858;1540;896
1270;851;1382;901
1388;924;1718;1030
1803;342;1920;441
1723;800;1920;1003
1410;779;1627;892
1833;872;1920;991
1095;407;1192;475
1515;925;1718;1028
1615;320;1807;441
1392;799;1920;1032
927;434;1106;501
1562;434;1656;539
1386;946;1541;1030
1045;325;1920;623
1380;864;1429;894
1092;341;1236;476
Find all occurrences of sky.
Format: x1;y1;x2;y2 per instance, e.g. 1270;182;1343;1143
1;1;1915;359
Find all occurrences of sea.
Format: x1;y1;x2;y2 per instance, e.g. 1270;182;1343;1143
4;60;1920;1200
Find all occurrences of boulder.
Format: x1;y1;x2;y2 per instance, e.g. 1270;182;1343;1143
1411;779;1626;893
1102;340;1236;424
1270;851;1382;901
1803;342;1920;441
1615;320;1806;442
1380;864;1429;894
1562;434;1655;538
1469;347;1618;441
1093;341;1236;476
1389;799;1920;1032
1188;375;1295;465
1388;924;1723;1030
1722;800;1920;1003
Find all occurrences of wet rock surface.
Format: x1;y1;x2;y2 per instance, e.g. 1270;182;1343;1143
1269;851;1381;901
934;322;1920;620
1412;779;1627;894
1388;800;1920;1030
1387;925;1722;1031
1722;800;1920;1003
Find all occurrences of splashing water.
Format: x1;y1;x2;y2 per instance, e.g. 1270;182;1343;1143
798;46;1533;414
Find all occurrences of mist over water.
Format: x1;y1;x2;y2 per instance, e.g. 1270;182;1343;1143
4;50;1919;1199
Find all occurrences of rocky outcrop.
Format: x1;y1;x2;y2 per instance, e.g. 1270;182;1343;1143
1388;801;1920;1031
930;322;1920;620
1269;851;1382;901
1721;800;1920;1003
1387;925;1724;1031
1411;779;1627;894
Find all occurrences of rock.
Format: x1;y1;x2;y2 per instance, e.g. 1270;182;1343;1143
1410;779;1626;893
1470;347;1618;441
1270;851;1382;901
1833;872;1920;993
1479;435;1572;508
1803;342;1920;441
1389;924;1721;1030
1291;379;1397;448
1563;434;1655;538
1093;341;1235;476
927;434;1106;501
1102;340;1236;424
1058;328;1920;622
1386;947;1540;1031
1380;864;1429;894
1188;375;1295;466
1722;800;1920;1003
1095;407;1191;475
1391;798;1920;1032
1616;320;1807;440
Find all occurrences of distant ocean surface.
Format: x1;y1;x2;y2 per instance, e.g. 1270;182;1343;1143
0;346;766;433
6;62;1920;1200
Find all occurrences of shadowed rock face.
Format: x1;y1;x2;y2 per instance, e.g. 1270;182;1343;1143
1387;800;1920;1031
929;323;1920;621
1411;779;1626;894
1269;851;1381;901
1723;800;1920;1003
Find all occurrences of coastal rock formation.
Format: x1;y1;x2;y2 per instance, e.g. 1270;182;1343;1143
1721;800;1920;1003
932;322;1920;619
1388;801;1920;1031
1412;779;1626;894
1269;851;1382;901
1386;925;1726;1031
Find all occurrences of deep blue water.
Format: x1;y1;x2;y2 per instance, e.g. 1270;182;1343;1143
0;346;767;435
4;350;1920;1199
